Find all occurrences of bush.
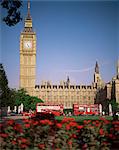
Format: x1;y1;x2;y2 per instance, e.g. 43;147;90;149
0;117;119;149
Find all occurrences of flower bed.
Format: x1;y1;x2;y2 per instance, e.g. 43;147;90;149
0;117;119;150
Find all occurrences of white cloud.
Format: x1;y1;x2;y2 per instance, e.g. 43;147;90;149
58;66;94;73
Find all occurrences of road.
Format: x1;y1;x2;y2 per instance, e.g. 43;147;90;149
0;115;29;124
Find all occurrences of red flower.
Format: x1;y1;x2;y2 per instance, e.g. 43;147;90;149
17;137;30;146
68;140;72;146
52;111;61;116
95;120;99;124
68;122;78;127
21;138;28;143
12;140;17;145
13;124;23;133
71;134;77;138
0;133;8;138
95;122;101;127
25;123;30;128
83;120;91;124
100;117;107;122
61;117;75;123
114;127;119;131
108;134;114;139
82;144;88;149
66;124;70;130
104;120;110;124
7;119;14;125
38;144;45;149
77;125;83;129
23;119;30;123
40;119;53;125
92;121;100;127
92;121;95;125
0;123;3;128
56;123;62;128
99;128;104;135
20;144;28;149
112;121;119;125
33;121;39;126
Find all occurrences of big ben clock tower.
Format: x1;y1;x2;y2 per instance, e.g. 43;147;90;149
20;1;36;95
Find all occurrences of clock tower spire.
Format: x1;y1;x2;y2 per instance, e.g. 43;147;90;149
24;0;33;31
27;0;31;19
19;1;36;95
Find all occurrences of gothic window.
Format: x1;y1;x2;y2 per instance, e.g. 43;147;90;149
97;77;99;82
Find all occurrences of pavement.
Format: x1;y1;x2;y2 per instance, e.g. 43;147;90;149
0;115;29;124
3;115;29;120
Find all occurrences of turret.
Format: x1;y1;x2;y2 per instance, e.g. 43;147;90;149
93;61;104;88
66;76;70;86
94;61;100;83
95;61;99;74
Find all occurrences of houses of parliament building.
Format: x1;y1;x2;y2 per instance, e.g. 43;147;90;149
20;2;119;108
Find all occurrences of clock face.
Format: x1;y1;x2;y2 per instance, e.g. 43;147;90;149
24;41;32;49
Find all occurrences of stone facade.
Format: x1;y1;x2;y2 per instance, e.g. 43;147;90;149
106;65;119;104
96;61;119;106
20;1;36;96
19;2;119;108
34;62;105;108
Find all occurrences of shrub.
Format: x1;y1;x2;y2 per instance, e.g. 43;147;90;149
0;117;119;149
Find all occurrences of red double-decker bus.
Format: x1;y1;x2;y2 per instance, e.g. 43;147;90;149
73;104;99;116
36;103;64;115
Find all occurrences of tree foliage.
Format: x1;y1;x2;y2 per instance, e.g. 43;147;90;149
0;64;43;110
109;99;119;113
1;0;22;26
0;63;12;107
0;64;8;87
14;89;43;111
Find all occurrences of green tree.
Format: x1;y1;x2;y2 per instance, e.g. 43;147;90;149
110;99;119;113
29;96;44;110
14;89;43;111
14;88;27;106
0;64;8;86
0;63;11;107
1;0;22;26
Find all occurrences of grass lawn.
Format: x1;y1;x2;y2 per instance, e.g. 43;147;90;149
55;115;113;122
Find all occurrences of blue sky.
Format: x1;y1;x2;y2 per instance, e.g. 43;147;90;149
1;0;119;88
